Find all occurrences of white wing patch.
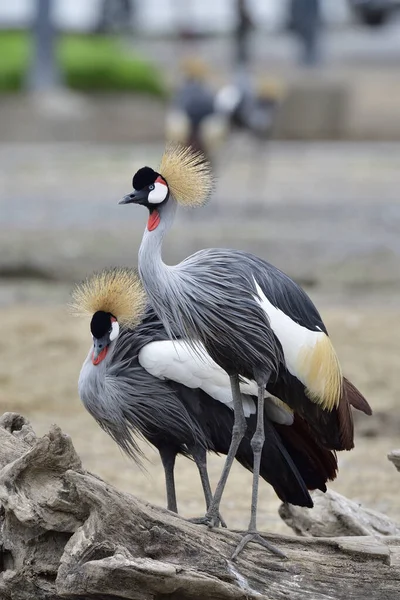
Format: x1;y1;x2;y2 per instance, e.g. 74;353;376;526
139;339;294;423
139;339;255;417
253;279;342;410
253;280;322;378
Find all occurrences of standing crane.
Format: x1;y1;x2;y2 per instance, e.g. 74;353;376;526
72;267;338;524
119;145;372;559
165;57;227;162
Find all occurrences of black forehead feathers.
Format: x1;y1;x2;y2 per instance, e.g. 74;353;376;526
91;311;112;339
132;166;158;191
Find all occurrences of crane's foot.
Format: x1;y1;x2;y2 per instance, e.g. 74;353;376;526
231;531;287;561
188;512;227;528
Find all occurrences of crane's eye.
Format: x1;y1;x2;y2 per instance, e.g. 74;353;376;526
148;184;155;190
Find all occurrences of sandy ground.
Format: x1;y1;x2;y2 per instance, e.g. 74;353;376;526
1;296;399;535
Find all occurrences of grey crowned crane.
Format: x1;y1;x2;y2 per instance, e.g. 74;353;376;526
165;58;227;161
215;75;283;139
119;145;372;559
72;267;338;524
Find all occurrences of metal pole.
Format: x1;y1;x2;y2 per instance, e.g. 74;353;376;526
28;0;62;91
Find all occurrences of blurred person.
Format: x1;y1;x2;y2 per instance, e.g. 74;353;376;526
289;0;321;66
234;0;254;66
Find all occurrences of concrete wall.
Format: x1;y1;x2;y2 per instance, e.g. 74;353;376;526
1;70;400;142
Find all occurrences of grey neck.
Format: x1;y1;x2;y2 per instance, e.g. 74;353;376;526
138;198;179;329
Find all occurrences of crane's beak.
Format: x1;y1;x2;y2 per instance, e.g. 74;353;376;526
92;336;109;366
119;189;148;205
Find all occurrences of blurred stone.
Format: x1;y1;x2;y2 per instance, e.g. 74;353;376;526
273;77;348;139
1;76;400;140
346;72;400;140
0;94;165;143
30;90;91;120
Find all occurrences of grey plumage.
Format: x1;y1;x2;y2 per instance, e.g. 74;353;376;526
135;188;369;446
138;199;301;381
141;243;282;382
140;241;346;448
77;304;338;514
79;316;205;465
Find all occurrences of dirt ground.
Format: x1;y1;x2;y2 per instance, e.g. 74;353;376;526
1;292;399;534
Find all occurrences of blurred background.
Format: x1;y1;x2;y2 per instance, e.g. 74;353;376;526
0;0;399;532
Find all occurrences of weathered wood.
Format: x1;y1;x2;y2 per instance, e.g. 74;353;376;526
279;489;400;538
388;450;400;473
0;412;399;600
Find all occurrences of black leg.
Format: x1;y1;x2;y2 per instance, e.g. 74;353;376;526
190;444;227;528
203;374;247;527
159;447;178;513
232;383;286;561
248;384;265;532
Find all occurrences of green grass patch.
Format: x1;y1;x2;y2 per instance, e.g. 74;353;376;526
0;31;31;91
0;31;165;96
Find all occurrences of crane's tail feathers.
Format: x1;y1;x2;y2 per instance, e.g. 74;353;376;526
268;375;347;451
336;378;371;450
258;419;313;508
159;144;214;208
337;394;354;450
298;335;342;412
269;372;371;452
275;415;338;492
343;377;372;415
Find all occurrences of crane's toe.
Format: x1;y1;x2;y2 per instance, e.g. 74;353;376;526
231;532;287;561
218;514;227;528
188;512;227;528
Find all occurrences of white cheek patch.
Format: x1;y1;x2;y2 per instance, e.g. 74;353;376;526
109;320;120;342
148;182;168;204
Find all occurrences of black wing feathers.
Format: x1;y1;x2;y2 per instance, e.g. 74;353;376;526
274;415;338;491
188;390;337;507
268;368;345;450
101;305;343;505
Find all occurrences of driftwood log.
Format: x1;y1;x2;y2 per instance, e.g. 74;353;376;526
0;412;399;600
279;489;400;538
388;450;400;473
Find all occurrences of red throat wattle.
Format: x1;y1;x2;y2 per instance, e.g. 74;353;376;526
147;209;160;231
92;346;108;366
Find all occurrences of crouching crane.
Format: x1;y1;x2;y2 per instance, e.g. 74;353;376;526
72;267;338;524
119;145;372;559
